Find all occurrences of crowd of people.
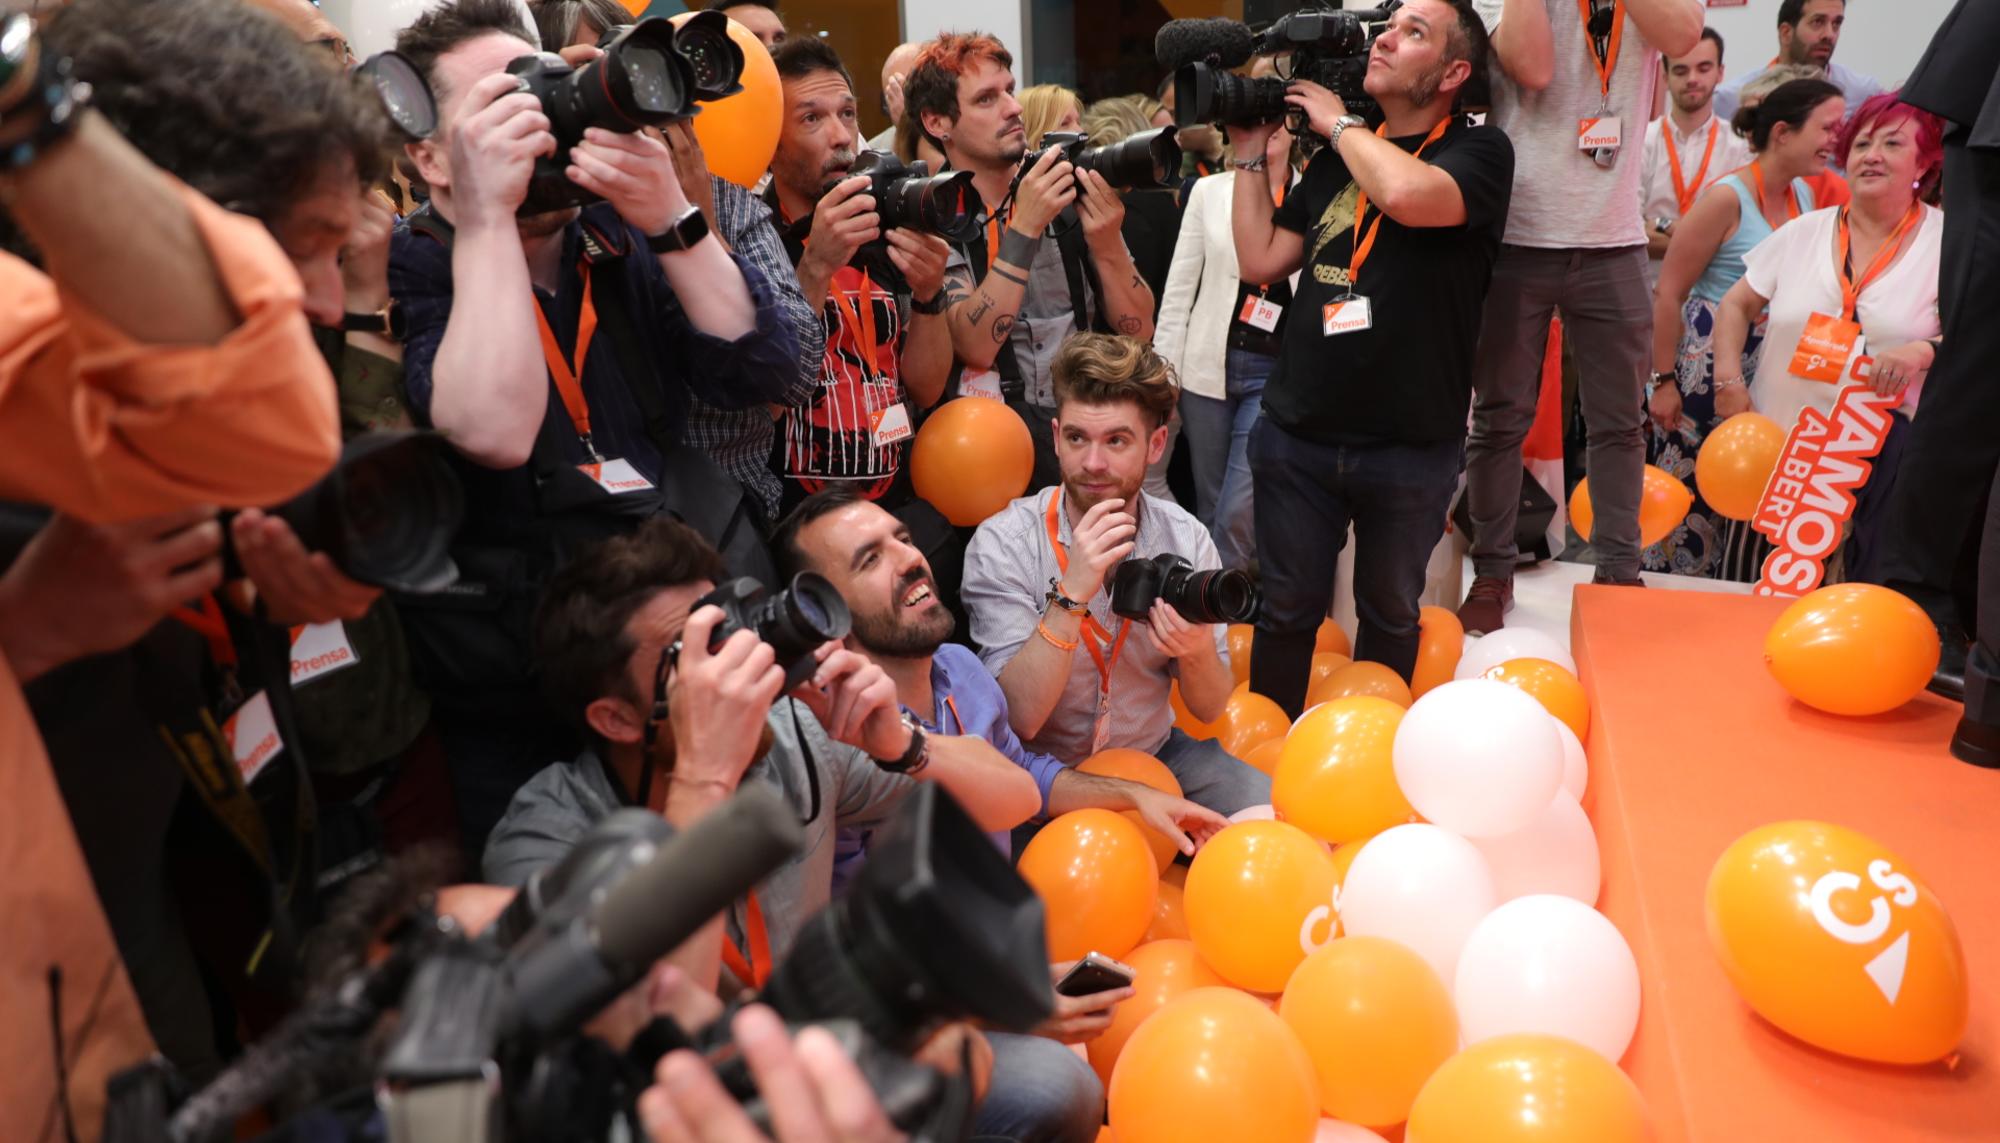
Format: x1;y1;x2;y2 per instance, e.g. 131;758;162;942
1;0;1994;1139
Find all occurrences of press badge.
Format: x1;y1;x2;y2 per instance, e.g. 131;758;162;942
224;690;284;783
1322;296;1374;336
1239;294;1284;332
290;621;360;687
960;369;1004;401
1791;314;1865;383
579;458;655;494
1578;116;1623;152
870;402;914;447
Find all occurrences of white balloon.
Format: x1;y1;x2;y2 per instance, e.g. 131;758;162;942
343;0;537;59
1454;895;1641;1063
1454;628;1578;680
1229;803;1277;824
1316;1120;1388;1143
1392;680;1564;838
1338;824;1496;988
1554;719;1588;800
1470;790;1600;905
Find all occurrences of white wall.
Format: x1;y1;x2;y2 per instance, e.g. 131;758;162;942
1697;0;1949;91
900;0;1027;78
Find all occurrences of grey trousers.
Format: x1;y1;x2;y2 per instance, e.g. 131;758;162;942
1466;244;1653;581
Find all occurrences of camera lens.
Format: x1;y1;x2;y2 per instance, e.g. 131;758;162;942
1076;126;1181;189
673;11;745;100
781;572;852;648
271;432;463;594
618;43;678;114
1168;567;1259;625
355;51;437;139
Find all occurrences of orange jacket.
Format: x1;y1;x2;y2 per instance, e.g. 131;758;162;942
1;185;338;1142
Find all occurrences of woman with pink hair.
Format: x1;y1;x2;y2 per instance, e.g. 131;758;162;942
1712;90;1947;582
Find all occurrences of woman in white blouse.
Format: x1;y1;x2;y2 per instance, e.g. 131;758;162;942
1713;91;1946;582
1154;119;1297;570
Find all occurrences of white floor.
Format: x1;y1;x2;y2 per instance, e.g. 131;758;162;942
1489;558;1752;655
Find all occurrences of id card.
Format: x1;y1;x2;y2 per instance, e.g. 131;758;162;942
1579;116;1623;151
290;621;360;687
579;457;655;494
960;369;1004;401
870;402;914;447
1791;313;1864;383
1239;294;1284;332
224;690;284;783
1322;296;1374;337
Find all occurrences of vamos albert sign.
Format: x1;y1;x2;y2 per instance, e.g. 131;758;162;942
1752;357;1900;598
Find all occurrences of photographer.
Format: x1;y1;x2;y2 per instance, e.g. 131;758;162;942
1229;0;1512;715
908;33;1156;490
389;0;804;853
962;334;1270;816
765;38;953;508
485;516;1038;994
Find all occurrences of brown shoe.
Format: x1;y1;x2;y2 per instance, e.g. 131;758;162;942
1458;575;1514;636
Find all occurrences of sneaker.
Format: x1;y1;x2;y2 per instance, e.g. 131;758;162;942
1458;575;1514;636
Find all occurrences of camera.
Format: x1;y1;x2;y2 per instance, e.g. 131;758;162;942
685;572;853;690
848;150;984;243
1110;552;1259;625
1022;126;1184;191
507;17;699;215
598;10;745;103
1159;4;1402;131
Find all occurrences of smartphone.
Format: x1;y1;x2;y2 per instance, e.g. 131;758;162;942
1055;951;1137;998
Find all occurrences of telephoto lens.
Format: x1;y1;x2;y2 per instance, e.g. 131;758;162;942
599;10;744;102
1109;553;1260;625
509;17;696;213
694;573;854;689
256;431;463;594
1072;125;1182;189
852;150;985;242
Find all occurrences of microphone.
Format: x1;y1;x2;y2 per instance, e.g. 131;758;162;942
488;808;672;952
1154;18;1256;73
503;783;805;1040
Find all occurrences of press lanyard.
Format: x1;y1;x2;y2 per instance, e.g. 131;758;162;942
1349;118;1451;291
937;694;965;736
173;594;238;670
1834;204;1922;322
1748;161;1801;224
1579;0;1624;107
720;892;773;989
984;190;1021;268
1667;118;1720;215
1045;491;1132;707
533;264;604;462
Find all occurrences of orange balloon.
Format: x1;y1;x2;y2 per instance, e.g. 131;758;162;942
618;0;648;13
1310;652;1353;687
1086;939;1227;1086
1080;749;1185;872
1170;680;1219;741
1018;810;1159;962
1410;607;1463;699
1228;624;1256;688
1406;1035;1649;1143
1570;465;1692;548
1315;619;1353;658
1244;738;1285;776
1706;820;1968;1063
1696;413;1787;521
1146;881;1191;942
1309;661;1413;709
1763;583;1942;716
1098;1129;1116;1143
1108;988;1321;1143
1480;657;1589;741
1218;690;1291;758
1185;820;1339;992
1273;698;1414;846
909;398;1035;526
1281;938;1458;1127
1161;860;1190;889
673;13;780;188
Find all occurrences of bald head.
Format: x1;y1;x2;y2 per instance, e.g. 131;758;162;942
241;0;348;58
882;40;923;88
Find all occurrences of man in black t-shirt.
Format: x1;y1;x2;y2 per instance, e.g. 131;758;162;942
1229;0;1514;717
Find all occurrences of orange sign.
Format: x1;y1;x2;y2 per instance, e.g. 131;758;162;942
1752;365;1897;598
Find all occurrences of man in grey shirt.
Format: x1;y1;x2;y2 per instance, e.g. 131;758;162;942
963;334;1270;816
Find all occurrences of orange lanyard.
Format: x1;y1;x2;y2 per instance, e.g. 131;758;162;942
1349;118;1450;290
1667;118;1720;215
1747;161;1801;224
940;694;964;736
1834;204;1922;321
1045;491;1131;700
985;199;1018;265
533;265;603;461
1578;0;1624;106
172;594;237;668
721;891;773;990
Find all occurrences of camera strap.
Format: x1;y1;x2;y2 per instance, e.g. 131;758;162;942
1579;0;1623;111
719;891;774;989
1044;491;1131;748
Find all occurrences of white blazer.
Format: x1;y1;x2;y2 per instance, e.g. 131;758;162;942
1154;170;1296;402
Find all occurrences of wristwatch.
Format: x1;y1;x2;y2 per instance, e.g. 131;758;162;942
645;205;711;253
1646;370;1675;399
1046;578;1087;614
1326;114;1367;150
910;291;947;316
1653;216;1675;236
873;712;931;775
341;299;407;341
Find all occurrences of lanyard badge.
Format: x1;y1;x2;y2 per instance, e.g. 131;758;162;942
1577;0;1625;168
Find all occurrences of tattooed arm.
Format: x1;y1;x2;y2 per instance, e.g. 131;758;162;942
945;149;1075;370
1075;171;1155;341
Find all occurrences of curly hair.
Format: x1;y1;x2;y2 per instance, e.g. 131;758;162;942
1052;332;1180;428
43;0;389;228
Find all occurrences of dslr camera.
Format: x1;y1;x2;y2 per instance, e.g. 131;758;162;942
1020;126;1184;192
680;572;853;690
508;12;745;215
1110;552;1259;625
848;150;985;243
1157;3;1403;131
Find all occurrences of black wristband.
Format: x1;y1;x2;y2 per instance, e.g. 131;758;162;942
910;291;947;315
996;225;1042;270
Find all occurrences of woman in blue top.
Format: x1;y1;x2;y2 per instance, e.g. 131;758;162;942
1643;77;1847;579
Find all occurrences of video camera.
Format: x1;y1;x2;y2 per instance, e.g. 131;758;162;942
1020;126;1184;192
1110;552;1260;625
1156;3;1403;131
509;12;746;215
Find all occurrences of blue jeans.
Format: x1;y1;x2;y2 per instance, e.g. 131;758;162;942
1178;349;1272;570
1247;420;1464;717
1153;726;1272;815
974;1031;1104;1142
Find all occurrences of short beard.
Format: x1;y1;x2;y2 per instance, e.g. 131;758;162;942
1405;59;1451;109
850;575;956;659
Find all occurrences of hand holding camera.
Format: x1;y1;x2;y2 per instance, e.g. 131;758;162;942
668;604;789;792
228;508;382;626
804;173;882;278
1010;146;1078;239
1058;497;1139;603
882;228;951;305
1282;79;1352;143
1140;599;1214;661
1073;169;1126;251
449;72;556;228
566;125;691;238
795;646;914;764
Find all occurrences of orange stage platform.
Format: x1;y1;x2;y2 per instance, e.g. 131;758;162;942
1570;586;2000;1142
